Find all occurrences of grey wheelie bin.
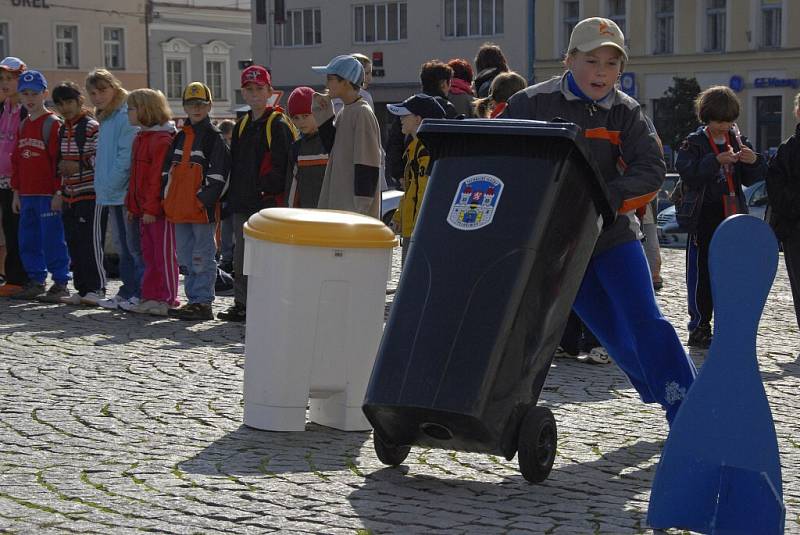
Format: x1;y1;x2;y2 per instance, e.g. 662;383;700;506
362;119;614;483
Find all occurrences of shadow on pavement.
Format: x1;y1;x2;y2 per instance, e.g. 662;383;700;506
346;439;661;533
179;423;370;477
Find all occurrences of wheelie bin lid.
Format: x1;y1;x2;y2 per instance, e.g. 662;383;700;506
417;118;616;227
244;207;399;248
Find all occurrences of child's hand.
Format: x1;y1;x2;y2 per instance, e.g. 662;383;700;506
11;192;19;214
142;214;156;224
737;146;757;164
716;148;738;166
50;194;63;213
57;161;79;176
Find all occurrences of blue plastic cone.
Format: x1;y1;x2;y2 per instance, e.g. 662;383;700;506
647;214;785;534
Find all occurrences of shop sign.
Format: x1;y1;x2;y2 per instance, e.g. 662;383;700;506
754;77;800;89
619;72;636;98
729;75;744;92
11;0;50;6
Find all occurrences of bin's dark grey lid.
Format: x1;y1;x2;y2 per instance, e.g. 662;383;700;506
417;118;582;140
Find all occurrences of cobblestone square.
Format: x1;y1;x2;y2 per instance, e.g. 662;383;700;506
0;248;797;534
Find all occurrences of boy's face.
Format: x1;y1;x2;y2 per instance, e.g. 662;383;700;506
325;75;350;99
242;82;272;111
183;100;211;124
54;98;82;120
87;83;115;111
291;113;318;135
566;46;622;102
20;89;46;112
360;62;373;88
400;114;423;137
707;120;734;139
0;71;19;98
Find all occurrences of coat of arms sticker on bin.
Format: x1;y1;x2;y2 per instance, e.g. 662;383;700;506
447;174;504;231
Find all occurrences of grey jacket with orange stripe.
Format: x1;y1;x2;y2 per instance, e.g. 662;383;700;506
502;73;665;255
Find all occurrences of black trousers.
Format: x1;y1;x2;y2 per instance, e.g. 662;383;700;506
62;200;108;295
0;188;28;285
686;203;725;331
782;229;800;332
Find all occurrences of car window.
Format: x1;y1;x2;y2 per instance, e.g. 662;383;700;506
748;182;767;207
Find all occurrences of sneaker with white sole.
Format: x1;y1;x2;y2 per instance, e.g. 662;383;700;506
80;291;106;306
61;293;83;305
127;299;169;316
97;294;130;310
578;347;612;365
117;296;142;312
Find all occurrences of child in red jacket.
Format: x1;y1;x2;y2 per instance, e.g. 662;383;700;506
123;89;177;316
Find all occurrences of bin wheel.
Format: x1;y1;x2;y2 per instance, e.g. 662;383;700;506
517;406;557;483
373;432;410;467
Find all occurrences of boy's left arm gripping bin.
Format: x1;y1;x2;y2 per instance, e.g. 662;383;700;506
611;108;665;213
259;118;293;196
197;131;230;208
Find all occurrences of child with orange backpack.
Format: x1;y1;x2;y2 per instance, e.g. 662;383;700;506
162;82;229;321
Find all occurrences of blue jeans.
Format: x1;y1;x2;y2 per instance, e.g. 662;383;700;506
572;240;697;424
175;222;216;304
105;205;144;299
18;195;70;285
219;214;234;264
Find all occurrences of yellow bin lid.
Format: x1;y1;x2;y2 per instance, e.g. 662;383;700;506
244;208;399;248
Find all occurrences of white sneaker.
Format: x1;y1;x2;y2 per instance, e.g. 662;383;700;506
80;291;106;306
118;296;142;312
97;294;129;310
579;347;612;365
127;299;168;316
60;293;83;305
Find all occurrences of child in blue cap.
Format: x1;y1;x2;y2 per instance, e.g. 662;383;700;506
311;55;382;218
10;70;71;302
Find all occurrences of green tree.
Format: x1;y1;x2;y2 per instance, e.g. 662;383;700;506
652;77;702;151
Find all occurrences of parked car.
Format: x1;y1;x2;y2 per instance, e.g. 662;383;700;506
657;180;769;249
656;173;680;215
381;188;404;226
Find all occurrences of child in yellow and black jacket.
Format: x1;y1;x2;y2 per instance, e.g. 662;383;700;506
386;94;445;266
161;82;230;321
219;65;297;322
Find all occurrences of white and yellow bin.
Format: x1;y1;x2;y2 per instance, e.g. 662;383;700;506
242;208;398;431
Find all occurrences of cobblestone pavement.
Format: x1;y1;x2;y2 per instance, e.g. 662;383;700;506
0;247;798;534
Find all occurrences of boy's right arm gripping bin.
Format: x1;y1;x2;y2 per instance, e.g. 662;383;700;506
362;119;613;482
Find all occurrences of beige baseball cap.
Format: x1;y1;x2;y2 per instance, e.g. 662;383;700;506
567;17;628;61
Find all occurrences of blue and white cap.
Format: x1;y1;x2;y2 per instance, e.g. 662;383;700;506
17;70;47;93
311;55;364;86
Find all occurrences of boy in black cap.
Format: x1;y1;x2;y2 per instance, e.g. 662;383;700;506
386;94;445;265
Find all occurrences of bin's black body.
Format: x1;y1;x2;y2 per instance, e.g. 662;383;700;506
363;119;613;460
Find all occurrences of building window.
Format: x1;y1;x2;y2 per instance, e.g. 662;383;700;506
234;89;245;105
0;23;7;59
165;59;185;100
355;2;408;42
274;8;321;47
704;0;725;52
55;24;79;68
761;0;781;48
607;0;625;34
205;61;225;101
103;27;125;70
653;0;674;54
443;0;504;38
561;1;579;52
756;95;782;154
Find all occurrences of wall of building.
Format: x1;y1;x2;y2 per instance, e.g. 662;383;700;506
0;0;148;91
149;2;252;119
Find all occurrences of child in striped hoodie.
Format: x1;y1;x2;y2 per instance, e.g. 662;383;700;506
51;82;106;306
